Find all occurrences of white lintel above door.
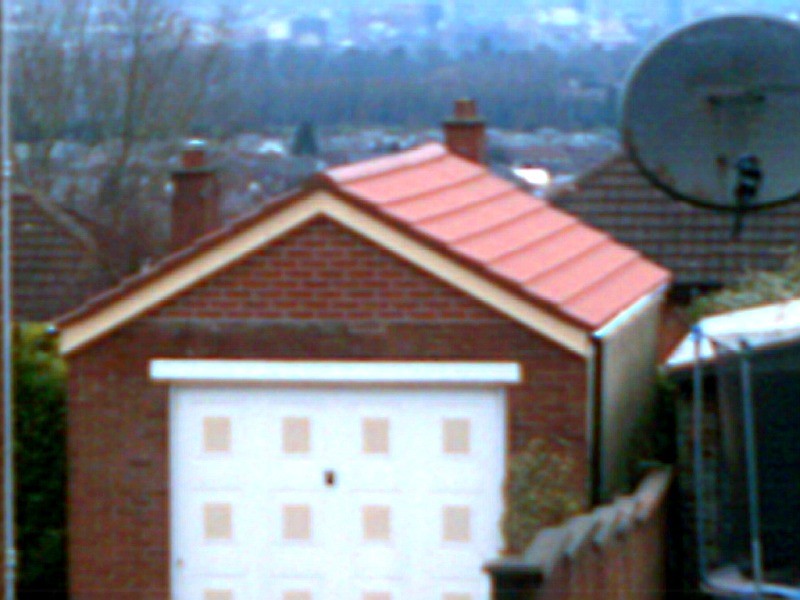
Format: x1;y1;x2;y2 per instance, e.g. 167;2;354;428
150;360;522;386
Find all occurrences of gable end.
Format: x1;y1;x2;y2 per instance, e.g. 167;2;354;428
150;216;507;323
59;190;591;357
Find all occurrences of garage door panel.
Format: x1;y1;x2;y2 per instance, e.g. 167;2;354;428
428;465;483;493
344;457;402;493
186;410;237;449
352;580;403;600
268;463;326;492
264;410;323;457
182;551;248;579
186;463;242;491
263;494;344;582
264;493;330;545
267;547;329;578
351;548;405;578
427;548;486;578
345;462;401;492
263;577;324;600
435;460;486;490
264;407;337;492
180;577;252;600
432;581;487;600
172;385;505;600
184;554;248;579
182;493;245;545
349;497;406;579
345;491;404;532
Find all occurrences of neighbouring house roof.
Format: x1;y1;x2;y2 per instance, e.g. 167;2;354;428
56;143;669;357
8;190;117;321
548;153;800;290
667;297;800;371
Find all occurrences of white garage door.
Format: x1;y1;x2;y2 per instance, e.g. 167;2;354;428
170;385;506;600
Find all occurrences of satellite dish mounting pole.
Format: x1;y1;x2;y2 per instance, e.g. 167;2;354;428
707;89;766;238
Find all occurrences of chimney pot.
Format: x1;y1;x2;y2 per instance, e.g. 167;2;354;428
443;98;487;164
454;98;478;120
181;139;208;169
170;139;220;251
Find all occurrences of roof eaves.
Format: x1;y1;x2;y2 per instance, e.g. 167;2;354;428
568;265;671;329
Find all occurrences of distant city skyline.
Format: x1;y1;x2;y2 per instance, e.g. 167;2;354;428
179;0;797;19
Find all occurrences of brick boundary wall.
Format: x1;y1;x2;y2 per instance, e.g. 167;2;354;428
486;468;673;600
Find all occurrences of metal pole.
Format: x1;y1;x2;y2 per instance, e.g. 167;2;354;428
739;341;764;599
691;325;708;582
0;0;14;595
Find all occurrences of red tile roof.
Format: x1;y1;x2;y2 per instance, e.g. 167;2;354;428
324;143;670;330
58;144;670;336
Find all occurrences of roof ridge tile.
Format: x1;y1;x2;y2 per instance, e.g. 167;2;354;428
326;142;450;185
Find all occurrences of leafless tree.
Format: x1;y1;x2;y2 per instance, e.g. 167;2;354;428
14;0;225;271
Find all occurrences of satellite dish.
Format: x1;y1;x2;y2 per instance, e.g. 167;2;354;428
621;15;800;227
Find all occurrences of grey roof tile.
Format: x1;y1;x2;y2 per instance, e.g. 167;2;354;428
549;154;800;287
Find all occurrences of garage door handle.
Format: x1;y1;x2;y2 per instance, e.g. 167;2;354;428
324;470;336;487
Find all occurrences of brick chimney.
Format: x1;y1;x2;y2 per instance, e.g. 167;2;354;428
443;98;487;164
170;140;220;251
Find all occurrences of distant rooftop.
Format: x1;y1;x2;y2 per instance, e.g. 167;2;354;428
549;153;800;291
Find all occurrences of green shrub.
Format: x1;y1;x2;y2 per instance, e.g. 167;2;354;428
502;437;584;554
13;323;67;599
689;254;800;320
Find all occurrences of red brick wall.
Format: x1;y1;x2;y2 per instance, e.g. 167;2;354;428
155;218;502;322
66;216;589;599
488;469;672;600
658;302;690;363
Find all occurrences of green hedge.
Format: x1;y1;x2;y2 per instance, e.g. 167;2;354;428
502;437;583;554
689;254;800;319
14;324;67;599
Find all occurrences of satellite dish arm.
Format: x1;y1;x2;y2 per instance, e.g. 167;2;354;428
731;154;762;237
